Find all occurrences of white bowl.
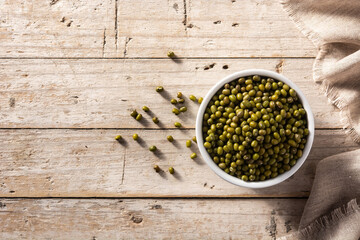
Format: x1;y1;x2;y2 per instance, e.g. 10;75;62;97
196;69;315;188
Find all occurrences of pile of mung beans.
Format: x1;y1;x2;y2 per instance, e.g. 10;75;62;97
202;75;309;182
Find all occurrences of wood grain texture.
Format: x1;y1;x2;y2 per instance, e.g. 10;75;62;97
0;0;316;58
0;198;305;239
0;0;120;58
0;129;357;197
0;0;341;238
118;0;316;58
0;58;340;128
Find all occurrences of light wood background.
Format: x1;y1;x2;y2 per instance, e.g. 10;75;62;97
0;0;355;239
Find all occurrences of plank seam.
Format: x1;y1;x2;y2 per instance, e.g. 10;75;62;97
0;128;342;130
115;0;118;50
0;196;309;200
182;0;187;33
102;28;106;58
0;57;316;60
121;148;126;185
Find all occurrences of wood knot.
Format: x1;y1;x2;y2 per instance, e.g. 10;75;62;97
275;60;284;73
50;0;59;6
151;204;162;209
265;212;277;239
9;98;15;107
131;216;143;224
204;63;216;70
285;220;292;233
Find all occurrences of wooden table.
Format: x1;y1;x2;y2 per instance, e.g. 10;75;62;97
0;0;357;239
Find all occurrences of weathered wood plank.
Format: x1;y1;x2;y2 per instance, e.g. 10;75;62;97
0;198;305;239
0;0;120;58
0;129;357;197
0;129;125;197
0;0;316;58
0;58;340;128
119;0;316;58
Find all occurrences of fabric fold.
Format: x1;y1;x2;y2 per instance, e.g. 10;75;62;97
281;0;360;143
279;199;360;240
279;149;360;240
279;0;360;239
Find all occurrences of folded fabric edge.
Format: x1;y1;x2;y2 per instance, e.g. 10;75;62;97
279;0;322;47
278;199;360;240
313;46;360;143
280;0;360;143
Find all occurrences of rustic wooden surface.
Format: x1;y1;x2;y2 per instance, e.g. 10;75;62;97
1;0;316;58
0;129;357;198
0;59;340;128
0;0;352;239
0;198;305;239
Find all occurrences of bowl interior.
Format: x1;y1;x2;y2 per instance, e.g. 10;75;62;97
196;69;315;188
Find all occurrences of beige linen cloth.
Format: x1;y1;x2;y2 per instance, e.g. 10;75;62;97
278;0;360;239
